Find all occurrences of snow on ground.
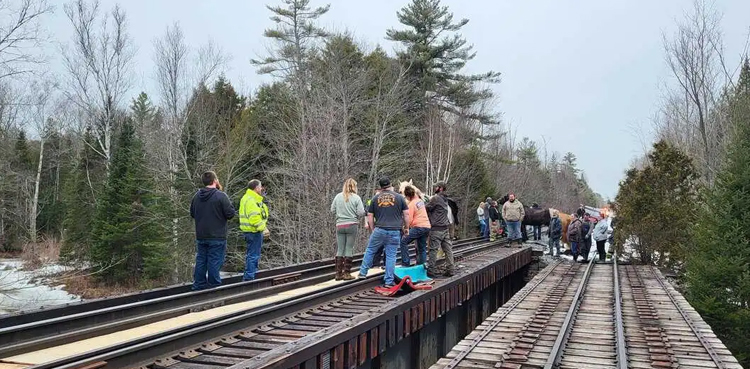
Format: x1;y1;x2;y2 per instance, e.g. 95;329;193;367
0;259;79;314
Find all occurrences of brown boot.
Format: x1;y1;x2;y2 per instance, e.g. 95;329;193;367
334;257;344;280
341;257;356;280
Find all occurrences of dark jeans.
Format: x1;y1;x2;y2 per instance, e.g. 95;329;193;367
582;237;592;260
482;218;491;239
400;227;430;266
571;241;580;259
193;239;227;290
596;239;607;261
243;232;263;281
533;225;541;240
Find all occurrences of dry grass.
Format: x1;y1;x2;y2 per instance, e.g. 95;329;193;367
21;238;61;270
55;273;141;300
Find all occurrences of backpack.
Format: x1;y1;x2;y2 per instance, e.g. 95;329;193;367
567;219;583;242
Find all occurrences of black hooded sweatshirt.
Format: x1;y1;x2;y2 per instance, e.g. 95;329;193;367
190;187;236;240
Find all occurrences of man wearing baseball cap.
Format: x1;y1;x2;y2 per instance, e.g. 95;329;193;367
358;176;410;287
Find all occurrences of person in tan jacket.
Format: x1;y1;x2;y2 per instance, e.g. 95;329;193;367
502;194;525;244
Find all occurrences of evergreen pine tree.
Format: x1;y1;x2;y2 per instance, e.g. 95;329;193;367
130;92;156;132
13;130;34;171
386;0;499;115
686;63;750;365
251;0;329;78
614;140;698;266
90;121;168;283
61;130;106;262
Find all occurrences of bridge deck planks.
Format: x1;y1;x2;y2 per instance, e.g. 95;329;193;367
432;262;743;369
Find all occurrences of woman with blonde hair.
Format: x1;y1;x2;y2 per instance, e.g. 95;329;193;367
330;178;366;280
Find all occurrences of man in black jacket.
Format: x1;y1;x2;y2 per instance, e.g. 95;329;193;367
426;181;455;277
190;171;236;290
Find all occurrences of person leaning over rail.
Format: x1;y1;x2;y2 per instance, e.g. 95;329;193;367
400;185;431;267
358;176;409;287
239;179;269;281
190;171;236;290
330;178;366;280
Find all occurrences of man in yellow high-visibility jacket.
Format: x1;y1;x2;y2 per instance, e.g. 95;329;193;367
239;179;269;281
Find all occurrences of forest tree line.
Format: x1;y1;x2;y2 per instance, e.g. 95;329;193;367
0;0;601;287
613;1;750;364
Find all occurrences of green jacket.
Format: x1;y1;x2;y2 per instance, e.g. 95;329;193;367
239;189;268;233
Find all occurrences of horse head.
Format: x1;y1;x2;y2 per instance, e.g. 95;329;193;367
398;179;426;200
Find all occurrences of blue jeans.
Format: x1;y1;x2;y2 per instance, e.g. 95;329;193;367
193;239;227;290
549;238;561;256
400;227;430;266
533;225;541;240
479;220;487;239
506;221;521;240
243;232;263;281
359;228;400;285
483;218;491;239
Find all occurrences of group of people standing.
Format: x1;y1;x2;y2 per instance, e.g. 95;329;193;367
331;177;457;287
189;171;458;290
566;208;611;261
477;194;526;245
549;207;611;261
189;172;270;291
189;170;614;291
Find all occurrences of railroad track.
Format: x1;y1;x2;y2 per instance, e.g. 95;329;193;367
0;239;508;369
0;236;484;356
0;236;483;328
433;255;743;369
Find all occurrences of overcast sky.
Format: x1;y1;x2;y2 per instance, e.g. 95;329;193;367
44;0;750;199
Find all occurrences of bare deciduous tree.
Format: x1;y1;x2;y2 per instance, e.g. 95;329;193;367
0;0;52;80
661;0;728;183
26;78;59;243
62;0;135;171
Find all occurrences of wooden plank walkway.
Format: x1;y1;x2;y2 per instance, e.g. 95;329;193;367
432;259;743;369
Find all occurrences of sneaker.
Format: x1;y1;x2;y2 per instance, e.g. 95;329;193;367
443;270;455;277
357;274;367;279
426;270;441;279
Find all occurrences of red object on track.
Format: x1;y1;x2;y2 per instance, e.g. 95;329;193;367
374;275;433;296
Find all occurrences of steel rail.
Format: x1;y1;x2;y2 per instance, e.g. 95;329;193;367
21;241;503;369
441;259;565;369
613;253;627;369
648;266;727;368
0;237;486;354
543;256;596;369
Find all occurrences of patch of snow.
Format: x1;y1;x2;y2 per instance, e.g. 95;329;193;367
0;259;79;315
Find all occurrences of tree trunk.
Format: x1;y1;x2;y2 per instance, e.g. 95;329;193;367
30;138;44;243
